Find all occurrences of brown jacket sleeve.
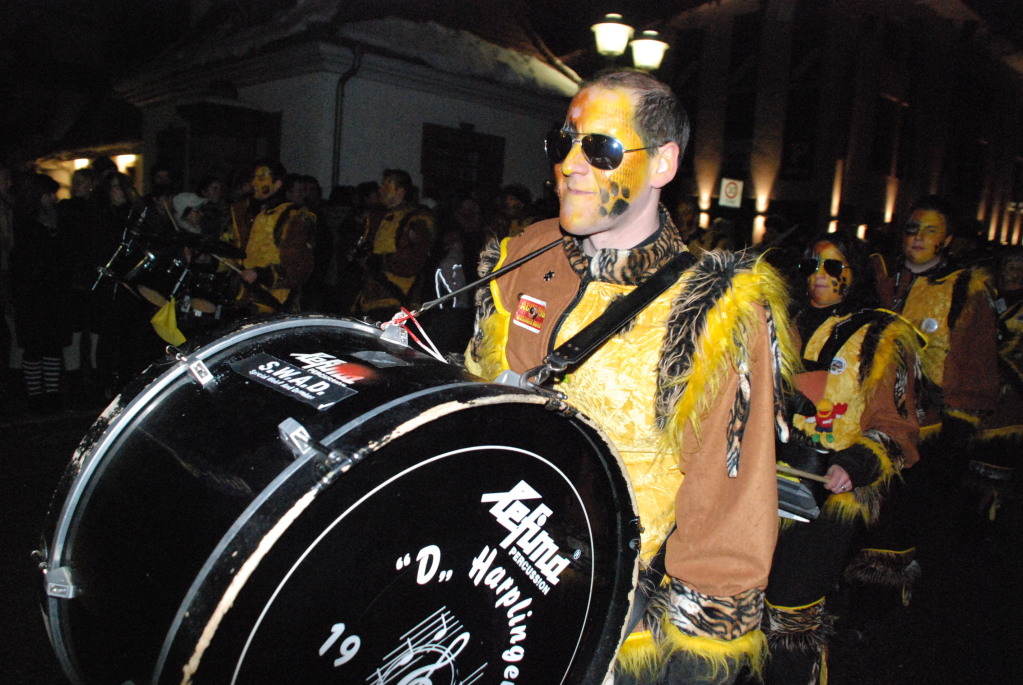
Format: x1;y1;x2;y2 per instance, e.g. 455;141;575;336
859;353;921;470
277;210;315;290
665;305;779;597
944;288;999;414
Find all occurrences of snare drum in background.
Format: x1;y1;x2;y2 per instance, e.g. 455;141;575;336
37;316;639;685
123;250;191;308
182;269;234;314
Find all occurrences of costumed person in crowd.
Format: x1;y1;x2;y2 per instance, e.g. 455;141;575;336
845;195;1000;626
10;173;73;412
877;195;998;455
196;175;229;238
227;159;316;314
352;168;435;320
764;231;921;683
465;69;799;684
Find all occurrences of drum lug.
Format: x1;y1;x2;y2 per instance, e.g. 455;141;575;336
184;357;214;386
380;324;409;347
43;566;80;599
279;418;363;475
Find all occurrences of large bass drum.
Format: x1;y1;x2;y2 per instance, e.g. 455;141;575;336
37;316;638;685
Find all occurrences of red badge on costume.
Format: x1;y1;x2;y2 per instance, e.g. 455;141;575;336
513;294;547;334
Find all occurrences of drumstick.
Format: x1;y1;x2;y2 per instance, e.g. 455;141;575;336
776;464;830;484
211;254;284;312
214;254;244;273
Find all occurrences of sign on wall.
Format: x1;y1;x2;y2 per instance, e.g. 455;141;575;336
719;177;743;208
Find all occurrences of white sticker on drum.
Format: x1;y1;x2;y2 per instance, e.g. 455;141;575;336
231;353;358;410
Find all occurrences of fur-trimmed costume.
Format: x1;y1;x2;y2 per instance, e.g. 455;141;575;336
465;209;799;683
229;195;316;312
765;307;921;684
848;258;1000;632
353;202;435;316
882;258;998;426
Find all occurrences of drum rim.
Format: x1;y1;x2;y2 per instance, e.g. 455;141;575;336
42;316;388;683
48;316;382;565
151;383;520;681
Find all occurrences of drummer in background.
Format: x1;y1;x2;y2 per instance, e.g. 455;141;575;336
173;191;216;269
227;159;316;314
465;69;800;684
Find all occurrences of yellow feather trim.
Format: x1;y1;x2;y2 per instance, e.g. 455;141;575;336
464;240;512;380
766;596;825;612
661;256;799;454
616;630;661;682
822;435;898;524
469;305;512;380
979;424;1023;440
657;614;768;681
919;422;942;442
945;408;982;425
861;313;923;402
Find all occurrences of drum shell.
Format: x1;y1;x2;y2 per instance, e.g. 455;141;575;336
39;316;638;685
123;250;190;307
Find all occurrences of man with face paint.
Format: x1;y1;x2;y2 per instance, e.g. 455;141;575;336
881;195;998;446
352;168;435;319
228;159;316;313
465;70;800;684
852;195;1000;631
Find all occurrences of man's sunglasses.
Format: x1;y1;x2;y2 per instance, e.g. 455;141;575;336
798;257;848;279
544;129;659;171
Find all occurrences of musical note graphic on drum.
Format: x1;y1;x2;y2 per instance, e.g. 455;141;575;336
372;609;479;685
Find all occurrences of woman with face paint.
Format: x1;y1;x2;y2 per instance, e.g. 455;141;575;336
763;231;922;684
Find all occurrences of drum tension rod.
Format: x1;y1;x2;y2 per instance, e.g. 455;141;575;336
278;418;362;474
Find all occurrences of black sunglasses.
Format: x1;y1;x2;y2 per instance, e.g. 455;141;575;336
798;257;848;279
544;129;658;171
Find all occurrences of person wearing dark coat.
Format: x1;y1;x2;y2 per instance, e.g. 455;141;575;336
10;173;73;412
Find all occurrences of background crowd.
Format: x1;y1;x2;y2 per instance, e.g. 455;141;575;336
0;156;1020;421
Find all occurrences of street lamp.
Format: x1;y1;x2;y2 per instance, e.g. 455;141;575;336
591;13;669;71
591;13;633;58
630;30;669;71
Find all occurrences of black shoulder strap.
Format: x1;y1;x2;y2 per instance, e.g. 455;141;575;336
811;309;884;369
545;250;698;371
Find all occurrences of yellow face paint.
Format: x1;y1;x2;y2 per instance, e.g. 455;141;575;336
251;166;277;201
556;86;655;243
807;241;852;308
903;209;950;266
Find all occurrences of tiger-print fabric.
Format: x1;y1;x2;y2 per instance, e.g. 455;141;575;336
843;547;921;588
764;598;834;654
562;204;686;284
649;578;764;641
